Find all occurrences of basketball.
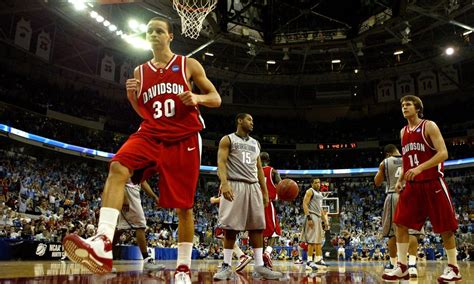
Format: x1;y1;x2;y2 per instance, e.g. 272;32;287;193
276;179;299;201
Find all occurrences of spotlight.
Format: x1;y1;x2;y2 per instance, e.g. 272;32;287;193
96;15;104;23
393;50;404;55
331;59;341;64
354;69;359;74
90;11;98;18
204;52;214;56
128;19;139;30
445;47;454;55
109;25;117;32
463;30;472;36
103;20;110;27
266;60;276;65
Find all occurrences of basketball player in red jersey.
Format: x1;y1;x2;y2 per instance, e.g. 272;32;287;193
260;152;281;268
382;95;461;282
62;17;221;283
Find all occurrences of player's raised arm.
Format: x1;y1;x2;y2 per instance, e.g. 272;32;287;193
126;66;145;119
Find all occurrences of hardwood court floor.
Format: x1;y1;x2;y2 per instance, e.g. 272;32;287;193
0;259;471;283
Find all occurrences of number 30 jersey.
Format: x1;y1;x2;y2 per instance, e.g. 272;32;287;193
401;119;444;181
136;55;204;142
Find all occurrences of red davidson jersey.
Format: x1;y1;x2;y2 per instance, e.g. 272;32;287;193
263;166;278;200
136;55;204;142
401;119;444;181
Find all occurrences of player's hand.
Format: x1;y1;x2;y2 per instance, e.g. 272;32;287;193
220;183;234;201
154;196;160;207
178;91;200;106
404;167;422;181
126;78;140;96
308;219;314;229
395;180;404;193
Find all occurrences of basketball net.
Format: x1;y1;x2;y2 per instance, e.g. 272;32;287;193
173;0;218;39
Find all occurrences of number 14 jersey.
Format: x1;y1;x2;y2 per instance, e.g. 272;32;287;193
137;55;204;142
401;119;444;181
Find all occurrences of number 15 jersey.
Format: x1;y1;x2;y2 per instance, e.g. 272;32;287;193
401;119;444;181
137;55;204;142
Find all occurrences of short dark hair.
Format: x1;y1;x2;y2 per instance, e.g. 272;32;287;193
260;152;270;162
400;95;424;118
148;16;173;34
383;144;398;156
235;113;249;126
311;178;320;184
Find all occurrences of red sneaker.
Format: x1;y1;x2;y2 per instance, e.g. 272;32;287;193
63;234;113;274
175;264;192;284
382;262;409;281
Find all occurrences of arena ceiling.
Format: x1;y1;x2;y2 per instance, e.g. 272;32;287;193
0;0;473;85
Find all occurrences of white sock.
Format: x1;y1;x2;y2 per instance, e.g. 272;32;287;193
390;257;398;266
408;255;417;266
177;242;193;268
396;243;408;265
315;255;322;262
223;249;233;265
445;248;458;267
265;246;273;255
233;244;244;259
254;248;264;266
97;207;119;241
307;255;313;262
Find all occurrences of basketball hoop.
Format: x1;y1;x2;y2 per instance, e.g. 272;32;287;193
173;0;218;39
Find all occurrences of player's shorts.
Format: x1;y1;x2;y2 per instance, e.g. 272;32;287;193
111;132;201;209
300;213;323;244
263;200;282;238
382;192;425;237
218;180;265;231
394;178;458;234
117;183;146;230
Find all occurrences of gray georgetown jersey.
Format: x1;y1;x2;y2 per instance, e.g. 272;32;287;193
384;155;402;193
308;188;324;216
226;133;261;183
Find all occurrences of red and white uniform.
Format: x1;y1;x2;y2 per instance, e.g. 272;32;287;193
394;119;458;233
112;55;202;209
262;166;281;238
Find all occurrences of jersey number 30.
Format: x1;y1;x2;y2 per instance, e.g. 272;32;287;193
153;99;176;119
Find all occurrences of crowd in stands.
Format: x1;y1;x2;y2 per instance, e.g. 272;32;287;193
1;142;472;261
2;69;474;169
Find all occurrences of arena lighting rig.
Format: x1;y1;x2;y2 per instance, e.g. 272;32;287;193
2;123;473;177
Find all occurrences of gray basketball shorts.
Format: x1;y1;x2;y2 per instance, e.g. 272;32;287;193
300;214;323;244
117;183;146;230
218;180;265;231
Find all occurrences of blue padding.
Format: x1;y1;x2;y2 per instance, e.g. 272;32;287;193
1;123;473;175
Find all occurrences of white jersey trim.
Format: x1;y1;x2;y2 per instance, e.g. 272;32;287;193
165;55;178;70
421;120;436;151
147;61;157;72
137;64;144;98
439;177;453;212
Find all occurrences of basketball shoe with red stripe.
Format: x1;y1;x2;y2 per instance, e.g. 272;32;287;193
382;262;409;281
175;264;192;284
63;234;113;274
437;264;462;283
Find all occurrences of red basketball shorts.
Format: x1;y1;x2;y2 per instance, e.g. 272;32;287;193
111;132;201;209
263;200;281;238
394;177;458;233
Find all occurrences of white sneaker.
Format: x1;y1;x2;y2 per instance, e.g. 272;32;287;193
437;264;462;282
174;264;192;284
382;262;409;281
63;234;113;274
235;255;252;272
408;265;418;278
